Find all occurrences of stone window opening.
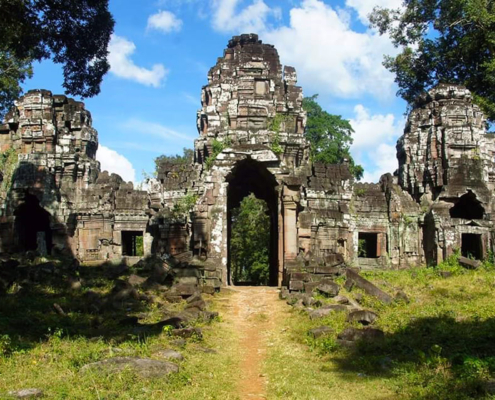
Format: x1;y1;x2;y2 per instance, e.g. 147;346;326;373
358;232;378;258
14;194;52;255
122;231;144;257
461;233;482;260
450;191;485;219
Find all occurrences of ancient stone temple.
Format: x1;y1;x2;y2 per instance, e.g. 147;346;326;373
1;34;494;292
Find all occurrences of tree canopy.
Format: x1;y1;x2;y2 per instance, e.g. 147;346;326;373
230;194;270;285
0;0;114;117
154;148;194;170
303;95;364;180
370;0;495;123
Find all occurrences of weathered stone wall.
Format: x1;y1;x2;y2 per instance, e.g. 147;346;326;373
397;84;495;264
0;90;149;262
2;37;494;292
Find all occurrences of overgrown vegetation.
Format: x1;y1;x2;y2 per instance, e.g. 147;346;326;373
357;239;367;257
171;194;198;221
205;138;231;170
0;259;237;399
155;148;194;170
0;147;18;193
267;256;495;399
370;0;495;124
268;114;292;155
0;0;114;117
303;95;364;180
230;194;270;285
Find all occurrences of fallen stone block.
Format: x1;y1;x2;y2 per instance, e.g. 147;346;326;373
309;304;348;319
289;280;304;291
155;349;184;361
458;256;481;269
172;327;203;339
279;288;289;300
314;266;341;275
303;281;320;293
316;280;340;297
334;295;349;304
308;326;333;339
347;310;378;325
337;327;384;345
8;388;44;399
345;269;393;304
128;274;147;287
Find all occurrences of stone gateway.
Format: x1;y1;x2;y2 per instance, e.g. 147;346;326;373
1;34;494;292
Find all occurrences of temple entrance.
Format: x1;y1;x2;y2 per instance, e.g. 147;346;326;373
461;233;482;260
226;158;279;286
14;194;52;254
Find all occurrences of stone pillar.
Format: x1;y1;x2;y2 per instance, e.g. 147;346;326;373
143;232;153;257
278;197;284;286
283;186;299;262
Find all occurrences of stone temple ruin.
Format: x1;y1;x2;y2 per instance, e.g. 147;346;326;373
1;34;494;293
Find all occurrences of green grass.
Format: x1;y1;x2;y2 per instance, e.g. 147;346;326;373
265;259;495;399
0;263;239;399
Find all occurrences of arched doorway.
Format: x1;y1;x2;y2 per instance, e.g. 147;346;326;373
14;194;52;254
226;158;279;286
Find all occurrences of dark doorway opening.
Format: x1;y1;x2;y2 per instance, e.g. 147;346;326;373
461;233;482;260
14;194;52;254
450;191;485;220
122;231;144;257
227;158;279;286
358;232;378;258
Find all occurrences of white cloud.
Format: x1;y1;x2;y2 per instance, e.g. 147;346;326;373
345;0;403;25
122;119;195;142
108;34;168;87
349;104;404;182
350;104;403;149
361;143;398;183
263;0;399;99
147;10;183;33
211;0;277;33
97;145;136;183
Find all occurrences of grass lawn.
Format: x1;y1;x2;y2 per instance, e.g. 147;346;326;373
265;258;495;399
0;263;240;399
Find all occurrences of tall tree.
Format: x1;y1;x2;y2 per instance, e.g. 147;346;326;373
303;95;364;180
230;194;270;285
370;0;495;123
155;148;194;170
0;0;114;117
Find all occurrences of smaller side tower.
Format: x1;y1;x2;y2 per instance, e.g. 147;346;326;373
397;84;495;264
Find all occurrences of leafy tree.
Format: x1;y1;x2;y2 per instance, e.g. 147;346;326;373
230;194;270;285
0;0;115;117
155;148;194;170
369;0;495;123
303;95;364;180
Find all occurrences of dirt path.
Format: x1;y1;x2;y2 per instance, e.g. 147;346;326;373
222;286;284;400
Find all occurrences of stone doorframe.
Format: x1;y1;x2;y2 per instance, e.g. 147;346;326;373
204;148;297;287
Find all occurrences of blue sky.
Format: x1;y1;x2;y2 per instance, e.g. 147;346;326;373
22;0;407;183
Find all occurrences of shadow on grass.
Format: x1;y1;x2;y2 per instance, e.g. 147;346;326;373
333;315;495;399
0;262;170;353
